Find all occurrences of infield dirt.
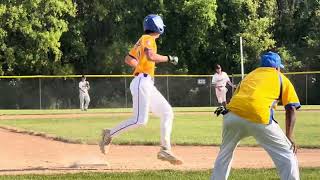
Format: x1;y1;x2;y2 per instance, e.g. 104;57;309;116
0;128;319;175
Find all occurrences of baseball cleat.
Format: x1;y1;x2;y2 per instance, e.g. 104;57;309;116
99;129;112;154
157;147;183;165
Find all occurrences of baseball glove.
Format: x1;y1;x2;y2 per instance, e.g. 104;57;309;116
214;106;228;117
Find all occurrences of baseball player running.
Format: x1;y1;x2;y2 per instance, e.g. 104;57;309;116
211;64;235;107
79;75;90;111
99;14;182;165
211;52;300;180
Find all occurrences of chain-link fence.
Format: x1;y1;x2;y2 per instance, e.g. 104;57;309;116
0;72;319;109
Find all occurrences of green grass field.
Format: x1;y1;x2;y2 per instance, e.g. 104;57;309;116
0;107;319;179
0;109;319;147
1;168;319;180
0;105;318;115
0;107;215;115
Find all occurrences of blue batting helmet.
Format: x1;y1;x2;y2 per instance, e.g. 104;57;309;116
143;14;165;35
260;51;284;69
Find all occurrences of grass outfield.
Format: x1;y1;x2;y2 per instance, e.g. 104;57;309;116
0;168;319;180
0;111;319;147
0;105;319;115
0;107;214;115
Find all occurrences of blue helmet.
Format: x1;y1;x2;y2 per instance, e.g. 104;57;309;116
143;14;165;35
260;51;284;69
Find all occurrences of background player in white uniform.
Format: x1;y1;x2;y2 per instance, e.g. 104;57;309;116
99;14;182;165
211;64;235;107
79;75;90;111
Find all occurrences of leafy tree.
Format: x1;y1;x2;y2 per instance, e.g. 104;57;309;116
1;0;319;76
158;0;218;74
0;0;76;75
195;0;277;74
274;0;320;71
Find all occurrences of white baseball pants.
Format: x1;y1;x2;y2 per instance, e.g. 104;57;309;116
110;73;174;150
211;112;299;180
79;93;90;110
215;87;227;104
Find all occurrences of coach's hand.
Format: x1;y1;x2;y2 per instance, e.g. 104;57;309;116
168;55;178;65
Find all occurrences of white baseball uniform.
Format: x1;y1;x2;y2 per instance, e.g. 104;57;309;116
212;72;230;103
108;34;174;150
109;73;173;150
79;80;90;111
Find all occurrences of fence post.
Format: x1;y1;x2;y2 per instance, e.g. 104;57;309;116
166;76;170;103
209;76;212;107
124;77;128;108
39;78;42;109
305;74;308;105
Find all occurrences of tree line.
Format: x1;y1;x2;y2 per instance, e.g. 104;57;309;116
0;0;319;76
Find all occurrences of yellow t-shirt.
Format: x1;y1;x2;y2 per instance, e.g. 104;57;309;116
227;67;300;124
129;35;157;77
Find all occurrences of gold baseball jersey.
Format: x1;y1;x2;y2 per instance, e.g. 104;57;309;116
227;67;300;124
129;35;157;77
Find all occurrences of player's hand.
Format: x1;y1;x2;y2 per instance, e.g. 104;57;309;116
289;138;298;154
168;55;178;65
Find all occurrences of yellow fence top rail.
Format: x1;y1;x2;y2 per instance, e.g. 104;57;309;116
0;71;319;78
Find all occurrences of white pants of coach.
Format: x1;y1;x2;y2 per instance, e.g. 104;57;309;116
211;112;299;180
110;73;173;150
79;93;90;110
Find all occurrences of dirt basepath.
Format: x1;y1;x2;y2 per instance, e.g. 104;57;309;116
0;129;319;175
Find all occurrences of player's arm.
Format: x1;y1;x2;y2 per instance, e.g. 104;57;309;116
145;48;168;63
285;107;297;154
281;75;301;154
145;48;178;65
124;55;138;68
225;73;236;88
79;82;85;93
227;80;236;88
211;75;216;87
87;81;90;90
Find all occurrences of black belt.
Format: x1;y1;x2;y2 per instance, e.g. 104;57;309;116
135;73;148;77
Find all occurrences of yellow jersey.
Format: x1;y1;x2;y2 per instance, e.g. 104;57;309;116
129;35;157;77
227;67;300;124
